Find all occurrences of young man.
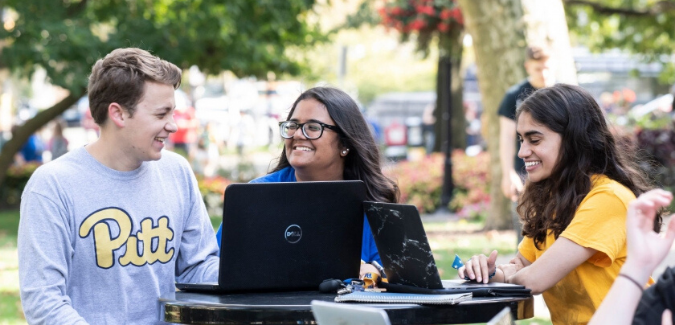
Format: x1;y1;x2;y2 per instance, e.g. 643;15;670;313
18;48;220;324
498;46;555;243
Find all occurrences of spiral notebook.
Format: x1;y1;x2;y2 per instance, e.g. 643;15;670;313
334;291;472;305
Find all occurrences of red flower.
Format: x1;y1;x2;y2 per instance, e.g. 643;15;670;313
437;23;449;32
450;8;461;20
455;11;464;25
440;9;453;20
408;19;426;31
390;6;403;15
415;5;435;16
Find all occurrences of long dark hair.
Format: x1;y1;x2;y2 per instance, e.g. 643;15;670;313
272;87;399;203
516;84;658;249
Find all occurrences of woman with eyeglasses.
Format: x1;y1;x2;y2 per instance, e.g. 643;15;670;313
216;87;399;270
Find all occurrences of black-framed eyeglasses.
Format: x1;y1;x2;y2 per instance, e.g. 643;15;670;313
279;121;342;140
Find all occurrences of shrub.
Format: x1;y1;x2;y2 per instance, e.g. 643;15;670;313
635;128;675;194
196;174;232;217
384;150;490;216
0;162;41;208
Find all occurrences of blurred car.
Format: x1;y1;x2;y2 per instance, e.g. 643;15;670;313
629;94;673;120
62;97;90;127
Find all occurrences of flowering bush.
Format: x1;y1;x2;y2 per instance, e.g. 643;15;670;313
385;154;443;213
196;174;232;216
384;151;490;217
450;150;491;217
378;0;463;35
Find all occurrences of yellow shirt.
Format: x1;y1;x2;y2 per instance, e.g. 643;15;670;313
518;175;648;325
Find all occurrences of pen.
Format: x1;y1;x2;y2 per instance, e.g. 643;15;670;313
371;260;387;279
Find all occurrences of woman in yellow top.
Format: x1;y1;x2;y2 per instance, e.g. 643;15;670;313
458;84;663;325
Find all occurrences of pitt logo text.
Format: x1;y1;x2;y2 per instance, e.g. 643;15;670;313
79;207;175;268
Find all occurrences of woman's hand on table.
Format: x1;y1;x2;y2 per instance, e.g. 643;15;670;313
458;250;498;284
360;263;380;278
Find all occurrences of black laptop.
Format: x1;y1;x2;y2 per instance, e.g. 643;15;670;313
364;201;530;296
176;181;367;292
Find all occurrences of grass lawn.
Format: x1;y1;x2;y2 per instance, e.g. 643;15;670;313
0;209;551;325
0;209;24;325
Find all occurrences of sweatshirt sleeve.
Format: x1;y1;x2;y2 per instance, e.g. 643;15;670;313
18;183;89;325
174;167;220;283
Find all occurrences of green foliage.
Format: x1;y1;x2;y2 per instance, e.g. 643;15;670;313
0;0;323;93
565;0;675;84
0;163;40;208
633;113;673;130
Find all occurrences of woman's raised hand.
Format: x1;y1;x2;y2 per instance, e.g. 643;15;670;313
624;189;675;279
458;250;498;284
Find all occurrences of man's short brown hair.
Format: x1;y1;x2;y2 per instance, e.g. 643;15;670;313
526;46;551;62
87;48;182;125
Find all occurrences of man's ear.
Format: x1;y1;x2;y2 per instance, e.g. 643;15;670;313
108;103;126;128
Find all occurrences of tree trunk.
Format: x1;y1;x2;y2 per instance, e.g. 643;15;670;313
521;0;578;85
433;30;465;153
0;90;83;186
457;0;527;230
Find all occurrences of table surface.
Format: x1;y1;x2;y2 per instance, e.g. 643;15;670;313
160;290;534;324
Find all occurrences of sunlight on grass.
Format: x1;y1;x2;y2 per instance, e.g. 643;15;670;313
0;210;27;324
423;218;518;279
0;249;19;293
0;291;25;325
0;210;19;249
430;231;518;279
423;219;485;233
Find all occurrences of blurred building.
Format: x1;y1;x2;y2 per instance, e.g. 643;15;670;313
573;47;670;104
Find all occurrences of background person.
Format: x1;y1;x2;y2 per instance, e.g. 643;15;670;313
18;48;219;324
459;84;658;325
498;46;556;244
215;87;399;270
48;119;69;160
168;97;198;157
12;125;45;165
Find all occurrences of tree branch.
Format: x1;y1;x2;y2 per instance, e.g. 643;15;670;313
65;0;89;18
0;87;85;186
563;0;675;17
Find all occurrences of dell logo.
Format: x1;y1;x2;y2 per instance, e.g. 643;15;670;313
284;224;302;244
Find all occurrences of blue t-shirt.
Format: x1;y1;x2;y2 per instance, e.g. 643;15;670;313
20;134;44;163
215;166;382;265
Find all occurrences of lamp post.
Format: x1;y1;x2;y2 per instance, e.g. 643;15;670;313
440;57;454;211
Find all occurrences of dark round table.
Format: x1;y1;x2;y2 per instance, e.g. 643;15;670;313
160;290;534;324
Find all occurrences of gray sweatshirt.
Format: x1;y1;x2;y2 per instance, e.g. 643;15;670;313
18;147;219;324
